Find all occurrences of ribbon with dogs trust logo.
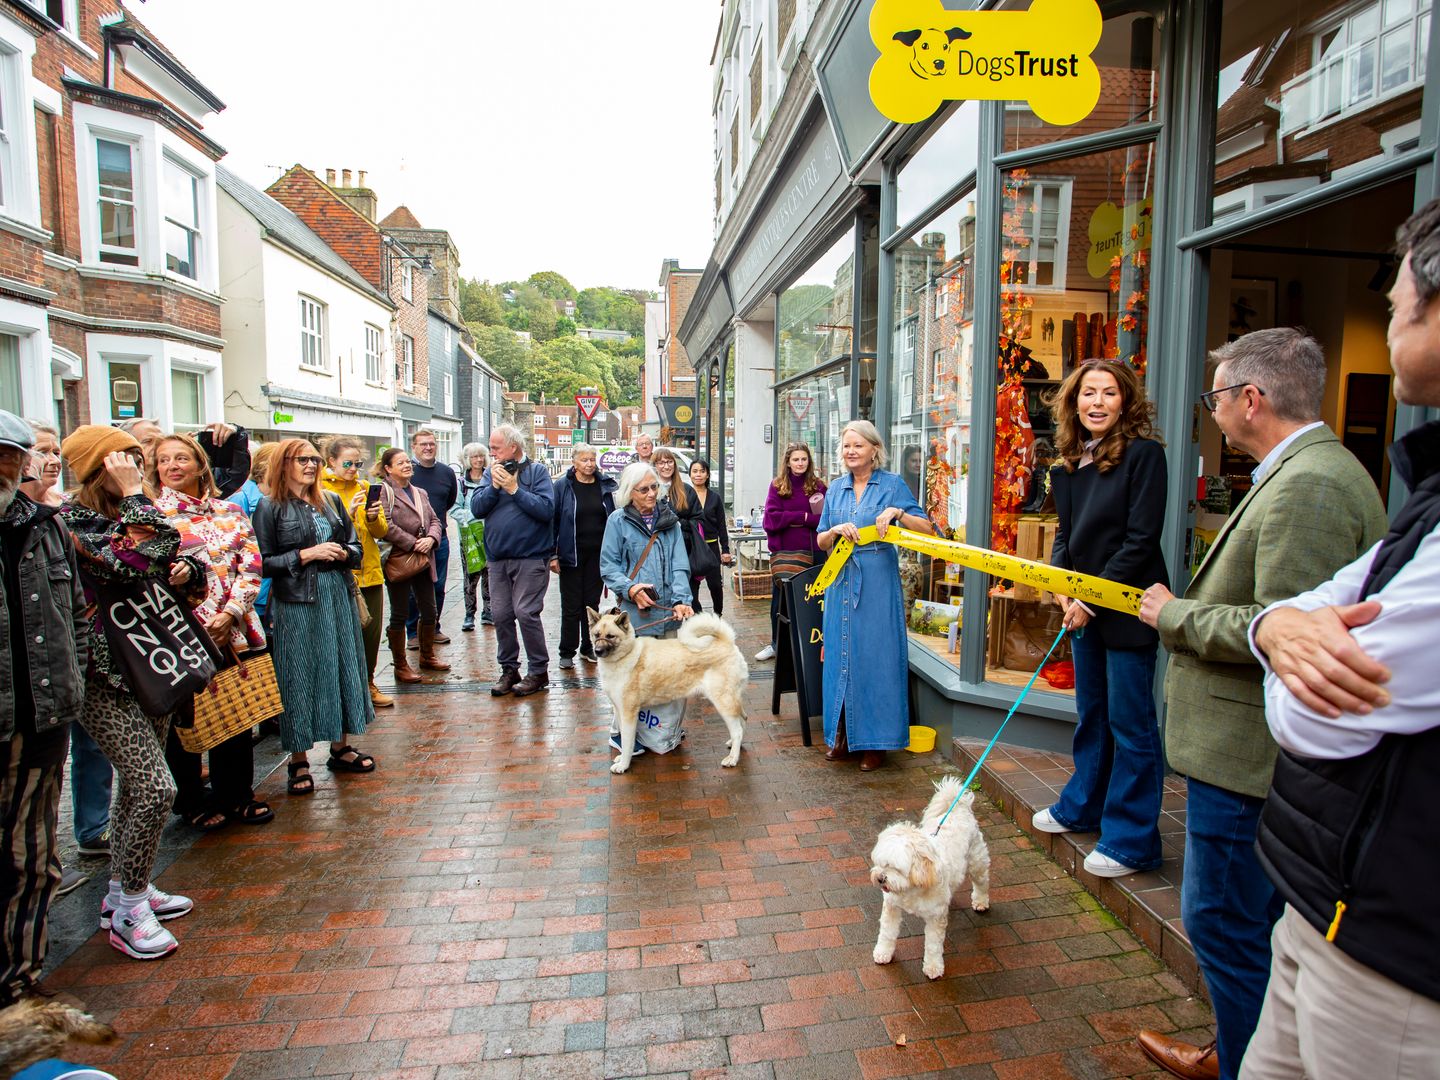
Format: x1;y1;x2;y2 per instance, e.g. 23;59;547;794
869;0;1103;126
809;526;1143;616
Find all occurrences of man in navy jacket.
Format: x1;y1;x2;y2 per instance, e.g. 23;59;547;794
471;424;555;697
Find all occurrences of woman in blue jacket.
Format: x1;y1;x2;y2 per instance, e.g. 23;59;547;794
599;463;693;638
551;443;618;667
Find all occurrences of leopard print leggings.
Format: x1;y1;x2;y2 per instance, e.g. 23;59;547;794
79;679;176;894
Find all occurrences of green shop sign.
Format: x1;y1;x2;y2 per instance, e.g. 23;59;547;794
273;411;294;425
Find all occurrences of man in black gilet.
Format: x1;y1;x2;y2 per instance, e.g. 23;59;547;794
1244;199;1440;1075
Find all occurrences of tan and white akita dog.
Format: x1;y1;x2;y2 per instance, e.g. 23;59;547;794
586;608;749;774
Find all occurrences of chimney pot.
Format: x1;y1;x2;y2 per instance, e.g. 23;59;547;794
358;170;367;187
325;169;336;185
341;169;352;187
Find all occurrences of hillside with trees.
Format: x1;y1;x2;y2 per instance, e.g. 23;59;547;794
459;271;651;407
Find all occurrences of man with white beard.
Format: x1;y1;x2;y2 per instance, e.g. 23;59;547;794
0;409;89;1005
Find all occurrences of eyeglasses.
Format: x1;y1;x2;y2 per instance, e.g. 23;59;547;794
1199;383;1265;413
294;455;323;466
633;483;659;494
337;459;364;469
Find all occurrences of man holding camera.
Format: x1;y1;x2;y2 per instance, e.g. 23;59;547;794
471;424;555;697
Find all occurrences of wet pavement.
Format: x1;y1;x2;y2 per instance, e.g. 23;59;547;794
45;571;1210;1079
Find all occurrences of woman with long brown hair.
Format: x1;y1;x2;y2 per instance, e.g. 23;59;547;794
253;439;375;796
149;433;271;832
374;446;449;682
1031;359;1169;878
321;437;391;708
756;442;827;662
59;425;199;959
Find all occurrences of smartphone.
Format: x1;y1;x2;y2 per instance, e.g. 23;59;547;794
638;586;660;605
365;483;382;508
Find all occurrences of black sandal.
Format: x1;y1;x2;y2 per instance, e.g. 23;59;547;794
186;807;228;832
225;800;275;825
326;745;376;773
286;761;314;796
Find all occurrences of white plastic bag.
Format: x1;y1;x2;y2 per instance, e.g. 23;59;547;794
634;700;687;754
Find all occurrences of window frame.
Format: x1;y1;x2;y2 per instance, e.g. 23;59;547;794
298;294;328;373
169;367;206;432
162;155;202;280
364;323;385;385
443;372;454;415
401;262;414;303
95;136;140;268
1005;179;1072;292
400;333;415;390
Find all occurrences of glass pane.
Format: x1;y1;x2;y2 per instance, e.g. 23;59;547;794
165;221;195;278
985;144;1156;691
107;361;143;422
96;140;132;201
1216;0;1426;219
1001;3;1162;152
1421;11;1431;71
170;370;202;428
163;161;198;229
776;229;854;381
0;334;20;415
895;102;979;229
100;201;134;250
723;348;736;512
776;365;849;483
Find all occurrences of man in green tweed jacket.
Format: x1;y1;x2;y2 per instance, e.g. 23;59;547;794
1133;329;1389;1080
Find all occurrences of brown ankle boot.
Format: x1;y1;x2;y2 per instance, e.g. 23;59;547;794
826;719;854;761
859;750;887;772
369;681;394;708
418;623;450;671
388;628;421;684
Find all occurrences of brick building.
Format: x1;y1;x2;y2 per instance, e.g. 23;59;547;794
266;165;432;443
0;1;227;436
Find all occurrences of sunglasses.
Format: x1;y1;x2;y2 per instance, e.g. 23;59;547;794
633;483;659;494
337;459;364;469
294;455;323;467
1199;383;1265;413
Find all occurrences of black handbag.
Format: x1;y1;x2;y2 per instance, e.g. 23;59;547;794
685;520;720;577
92;575;221;717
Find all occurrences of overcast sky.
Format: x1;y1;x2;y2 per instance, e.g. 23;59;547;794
137;0;719;294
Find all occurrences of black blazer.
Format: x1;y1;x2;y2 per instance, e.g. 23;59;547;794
693;488;731;556
1049;437;1169;650
253;491;361;604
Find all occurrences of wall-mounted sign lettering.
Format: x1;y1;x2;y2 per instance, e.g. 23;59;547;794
1086;198;1153;279
272;411;294;425
869;0;1102;126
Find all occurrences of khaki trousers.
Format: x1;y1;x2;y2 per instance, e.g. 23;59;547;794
1241;904;1440;1080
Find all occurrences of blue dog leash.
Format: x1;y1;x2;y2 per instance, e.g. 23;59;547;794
932;625;1071;835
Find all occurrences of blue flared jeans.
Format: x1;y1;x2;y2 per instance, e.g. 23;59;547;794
1050;629;1163;870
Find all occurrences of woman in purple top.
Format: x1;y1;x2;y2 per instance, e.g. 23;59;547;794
755;443;827;662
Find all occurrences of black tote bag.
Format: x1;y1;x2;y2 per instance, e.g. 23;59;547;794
92;575;221;717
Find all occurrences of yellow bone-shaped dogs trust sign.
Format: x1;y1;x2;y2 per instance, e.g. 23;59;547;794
869;0;1103;126
809;526;1143;616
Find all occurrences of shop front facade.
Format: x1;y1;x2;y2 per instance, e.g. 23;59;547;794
685;0;1440;751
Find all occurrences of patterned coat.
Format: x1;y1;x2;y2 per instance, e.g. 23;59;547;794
154;486;266;653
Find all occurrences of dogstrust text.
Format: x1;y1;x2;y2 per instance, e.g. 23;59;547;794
868;0;1104;126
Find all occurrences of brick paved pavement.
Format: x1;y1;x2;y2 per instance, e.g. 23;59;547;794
46;572;1211;1079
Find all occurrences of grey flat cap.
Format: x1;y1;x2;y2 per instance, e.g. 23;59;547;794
0;409;34;452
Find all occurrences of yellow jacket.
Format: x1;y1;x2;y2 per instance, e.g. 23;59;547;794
321;469;388;589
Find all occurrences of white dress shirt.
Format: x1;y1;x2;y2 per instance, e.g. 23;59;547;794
1251;421;1326;484
1248;527;1440;758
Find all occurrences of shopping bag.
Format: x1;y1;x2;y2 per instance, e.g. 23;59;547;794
462;520;486;574
92;576;220;717
634;700;686;754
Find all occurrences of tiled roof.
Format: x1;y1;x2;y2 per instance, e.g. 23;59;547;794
380;206;424;229
217;165;392;308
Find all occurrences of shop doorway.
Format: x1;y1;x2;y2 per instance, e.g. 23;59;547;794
1195;176;1410;566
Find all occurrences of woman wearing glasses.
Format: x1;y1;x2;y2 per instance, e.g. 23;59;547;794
59;425;200;960
254;439;375;797
1032;360;1169;879
600;463;694;638
321;437;392;709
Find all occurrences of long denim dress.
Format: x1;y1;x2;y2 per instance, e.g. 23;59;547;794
818;469;926;752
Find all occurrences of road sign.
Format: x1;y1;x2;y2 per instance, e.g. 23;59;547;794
788;396;813;422
575;393;603;420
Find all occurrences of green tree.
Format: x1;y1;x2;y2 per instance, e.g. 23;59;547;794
532;336;620;403
527;271;578;302
459;278;507;325
554;315;577;337
469;324;535;393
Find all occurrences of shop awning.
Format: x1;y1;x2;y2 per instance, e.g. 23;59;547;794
654;396;697;432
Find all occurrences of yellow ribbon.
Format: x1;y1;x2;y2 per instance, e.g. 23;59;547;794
808;525;1143;616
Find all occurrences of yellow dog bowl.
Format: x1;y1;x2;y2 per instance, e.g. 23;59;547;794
907;726;937;753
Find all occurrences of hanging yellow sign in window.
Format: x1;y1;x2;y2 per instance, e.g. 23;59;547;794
869;0;1103;126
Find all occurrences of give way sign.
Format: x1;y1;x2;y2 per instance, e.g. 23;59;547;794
575;393;604;420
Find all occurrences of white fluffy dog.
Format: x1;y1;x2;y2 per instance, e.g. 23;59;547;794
870;774;991;980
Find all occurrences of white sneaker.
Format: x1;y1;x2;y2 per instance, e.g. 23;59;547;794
108;900;178;960
1083;849;1139;878
1031;808;1074;834
754;644;775;661
101;887;193;930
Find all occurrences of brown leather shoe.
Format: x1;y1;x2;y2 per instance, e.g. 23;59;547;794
432;629;451;644
825;720;854;761
859;750;887;772
388;628;421;684
513;671;549;697
1137;1031;1219;1080
491;669;521;696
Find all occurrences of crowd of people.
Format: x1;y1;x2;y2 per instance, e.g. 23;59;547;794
3;201;1439;1080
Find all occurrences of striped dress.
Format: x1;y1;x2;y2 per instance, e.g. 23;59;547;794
269;506;372;752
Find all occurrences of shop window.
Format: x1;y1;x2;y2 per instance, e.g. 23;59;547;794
778;364;849;482
980;144;1156;693
723;351;736;511
106;360;144;423
1001;3;1162;153
777;229;855;381
895;102;979;230
1214;0;1429;222
170;369;204;432
0;333;20;414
